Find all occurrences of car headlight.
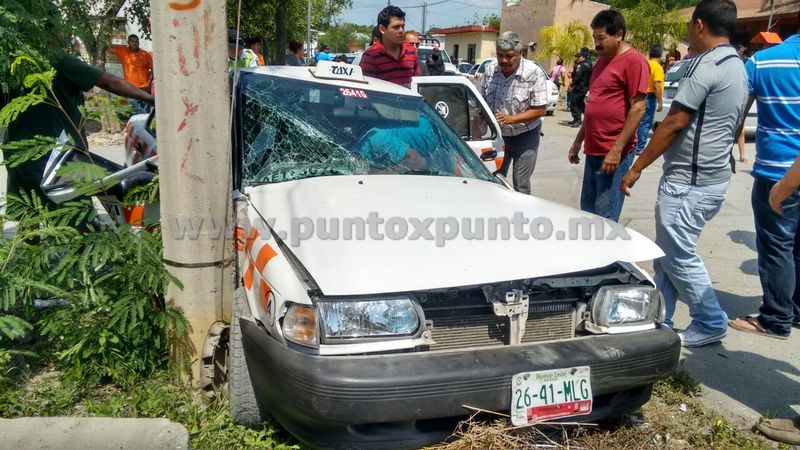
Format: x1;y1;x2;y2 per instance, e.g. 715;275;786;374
283;304;319;347
319;297;421;341
588;285;664;333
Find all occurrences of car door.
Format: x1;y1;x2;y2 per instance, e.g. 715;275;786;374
411;75;505;172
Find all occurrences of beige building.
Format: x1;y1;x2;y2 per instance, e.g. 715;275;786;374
501;0;609;67
432;25;500;64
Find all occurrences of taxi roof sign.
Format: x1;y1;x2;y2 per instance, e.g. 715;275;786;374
310;61;367;84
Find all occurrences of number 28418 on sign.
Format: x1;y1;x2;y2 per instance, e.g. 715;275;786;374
510;366;593;426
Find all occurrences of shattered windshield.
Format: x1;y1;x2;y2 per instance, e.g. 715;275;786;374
237;73;491;186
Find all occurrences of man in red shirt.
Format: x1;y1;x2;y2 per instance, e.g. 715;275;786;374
359;6;420;86
568;10;648;221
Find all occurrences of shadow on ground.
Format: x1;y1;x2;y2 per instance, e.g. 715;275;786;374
681;344;800;421
675;289;800;424
728;230;759;276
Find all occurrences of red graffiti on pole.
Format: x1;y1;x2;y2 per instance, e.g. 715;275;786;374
177;97;199;133
169;0;201;11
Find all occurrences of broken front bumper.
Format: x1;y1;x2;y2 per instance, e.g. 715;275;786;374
241;321;680;450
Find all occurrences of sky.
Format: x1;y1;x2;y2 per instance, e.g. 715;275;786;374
339;0;502;31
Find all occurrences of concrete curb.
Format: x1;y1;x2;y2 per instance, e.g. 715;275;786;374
0;417;190;450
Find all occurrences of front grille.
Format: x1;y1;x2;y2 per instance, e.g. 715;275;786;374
424;303;576;351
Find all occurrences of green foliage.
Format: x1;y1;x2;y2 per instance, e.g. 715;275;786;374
0;367;300;450
124;174;160;206
0;136;58;168
1;195;187;385
537;21;594;65
226;0;352;60
319;22;373;53
0;1;62;96
84;92;134;133
622;0;689;53
482;13;501;29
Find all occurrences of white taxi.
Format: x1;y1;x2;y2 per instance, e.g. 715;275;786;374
225;62;678;448
119;62;679;449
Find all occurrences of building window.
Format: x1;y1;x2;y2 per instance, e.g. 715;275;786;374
467;44;476;64
453;44;460;60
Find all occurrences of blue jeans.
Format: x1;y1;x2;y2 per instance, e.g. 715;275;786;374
635;94;657;153
566;91;573;111
579;151;634;222
752;174;800;336
655;177;730;333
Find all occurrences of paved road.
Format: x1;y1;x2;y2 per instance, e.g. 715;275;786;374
534;109;799;428
1;111;798;429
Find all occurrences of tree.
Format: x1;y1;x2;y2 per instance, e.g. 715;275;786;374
482;13;500;29
60;0;130;67
320;22;373;53
621;0;689;52
536;21;593;65
225;0;352;62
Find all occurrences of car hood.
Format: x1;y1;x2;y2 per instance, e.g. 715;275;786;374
245;175;663;296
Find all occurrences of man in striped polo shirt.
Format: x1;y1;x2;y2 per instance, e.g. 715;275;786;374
728;13;800;342
359;6;420;87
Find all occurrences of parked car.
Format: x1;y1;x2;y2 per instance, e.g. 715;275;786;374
654;59;757;134
457;62;474;74
546;79;559;115
113;61;678;449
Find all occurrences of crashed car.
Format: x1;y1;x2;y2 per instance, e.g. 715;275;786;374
124;61;680;449
228;62;679;448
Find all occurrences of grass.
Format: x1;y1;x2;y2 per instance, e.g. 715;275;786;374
0;362;300;450
0;357;786;450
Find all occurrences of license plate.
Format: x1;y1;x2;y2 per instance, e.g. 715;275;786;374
510;366;592;425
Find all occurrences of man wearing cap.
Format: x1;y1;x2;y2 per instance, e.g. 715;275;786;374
480;31;548;194
568;47;592;127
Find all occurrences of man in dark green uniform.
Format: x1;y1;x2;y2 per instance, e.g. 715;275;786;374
5;52;154;209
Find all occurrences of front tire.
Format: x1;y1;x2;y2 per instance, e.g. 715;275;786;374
229;287;265;428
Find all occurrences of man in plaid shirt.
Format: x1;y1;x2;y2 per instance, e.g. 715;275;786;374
479;31;549;194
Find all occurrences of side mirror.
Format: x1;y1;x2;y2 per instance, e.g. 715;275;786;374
480;149;497;161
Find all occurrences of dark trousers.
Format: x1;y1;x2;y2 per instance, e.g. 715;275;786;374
496;126;541;195
570;93;586;122
752;174;800;335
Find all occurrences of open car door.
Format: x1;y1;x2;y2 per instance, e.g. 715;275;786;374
40;132;159;226
411;75;504;173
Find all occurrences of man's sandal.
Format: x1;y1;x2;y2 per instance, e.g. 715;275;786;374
728;316;789;340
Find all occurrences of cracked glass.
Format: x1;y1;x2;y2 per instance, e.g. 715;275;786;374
237;72;493;186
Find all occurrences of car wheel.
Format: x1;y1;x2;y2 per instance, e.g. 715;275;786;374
229;287;266;428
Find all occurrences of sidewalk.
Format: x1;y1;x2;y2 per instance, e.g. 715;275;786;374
536;109;800;427
0;417;189;450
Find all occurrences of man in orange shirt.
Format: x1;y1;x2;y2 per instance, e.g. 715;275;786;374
112;34;153;112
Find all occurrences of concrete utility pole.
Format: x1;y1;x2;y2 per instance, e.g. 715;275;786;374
307;0;312;60
152;0;232;381
422;3;427;35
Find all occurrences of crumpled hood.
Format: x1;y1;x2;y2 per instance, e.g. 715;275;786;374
246;175;663;296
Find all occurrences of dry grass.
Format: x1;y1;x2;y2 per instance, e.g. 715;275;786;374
428;371;781;450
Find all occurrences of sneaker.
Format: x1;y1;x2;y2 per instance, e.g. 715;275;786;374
677;327;726;348
570;121;582;128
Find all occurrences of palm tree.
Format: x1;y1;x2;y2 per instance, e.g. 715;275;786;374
623;0;688;53
536;21;593;66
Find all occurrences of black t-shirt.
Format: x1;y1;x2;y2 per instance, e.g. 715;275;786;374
8;53;103;149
